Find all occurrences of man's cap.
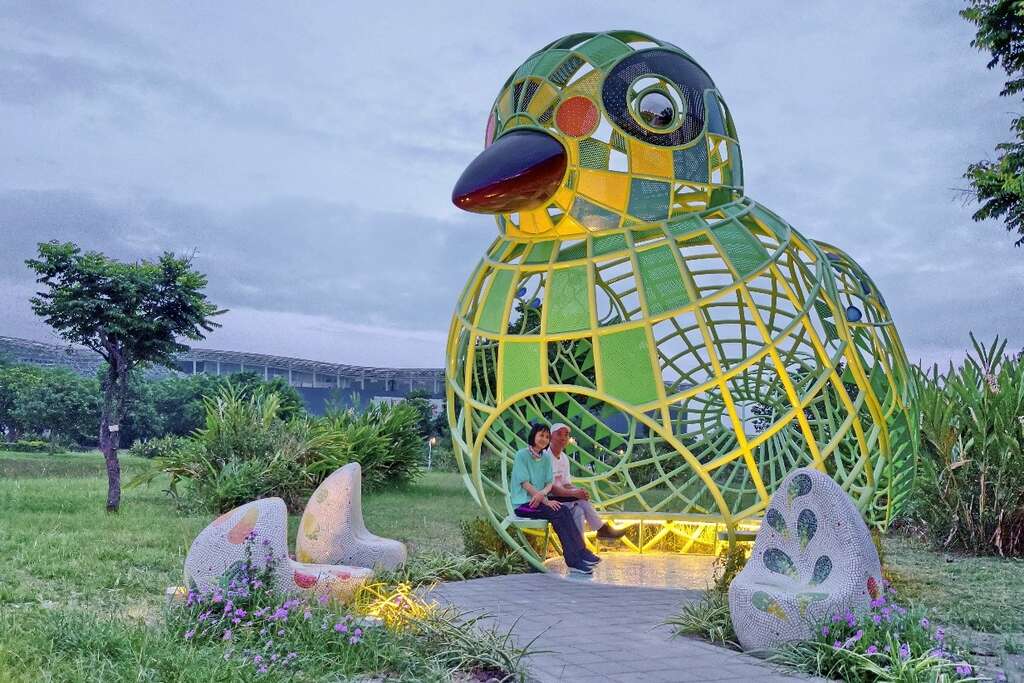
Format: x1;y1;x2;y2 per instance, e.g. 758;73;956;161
549;422;571;434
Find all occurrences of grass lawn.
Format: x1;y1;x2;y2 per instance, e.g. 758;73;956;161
0;450;486;681
883;535;1024;677
3;450;1023;680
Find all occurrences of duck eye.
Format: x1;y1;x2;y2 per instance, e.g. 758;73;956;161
636;90;675;129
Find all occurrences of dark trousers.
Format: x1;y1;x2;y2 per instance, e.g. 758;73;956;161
515;502;587;567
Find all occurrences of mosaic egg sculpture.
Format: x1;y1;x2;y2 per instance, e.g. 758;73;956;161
296;463;407;570
184;498;372;603
728;468;883;651
446;31;918;570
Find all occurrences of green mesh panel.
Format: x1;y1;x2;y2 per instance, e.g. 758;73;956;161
592;233;627;256
579;138;610;170
750;205;790;241
501;341;542;400
549;55;585;86
575;34;632;67
547;266;591;333
704;91;726;135
518;49;570;79
673;140;709;183
627;179;671;221
729;143;743;186
610;129;628;153
713;221;770;277
556;241;587;261
598;327;658;405
478;269;514;333
667;214;706;238
709;188;734;208
637;245;690;315
524;241;555;264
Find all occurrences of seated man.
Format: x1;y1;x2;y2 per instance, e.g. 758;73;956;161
548;423;626;541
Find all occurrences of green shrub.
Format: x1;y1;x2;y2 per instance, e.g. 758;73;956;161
374;550;527;586
308;402;422;490
460;517;517;557
665;589;737;648
913;334;1024;556
127;435;191;460
4;439;51;453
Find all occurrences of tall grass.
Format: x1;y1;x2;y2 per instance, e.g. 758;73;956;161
913;335;1024;556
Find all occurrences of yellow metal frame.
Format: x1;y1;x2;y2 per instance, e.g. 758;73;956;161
446;32;918;572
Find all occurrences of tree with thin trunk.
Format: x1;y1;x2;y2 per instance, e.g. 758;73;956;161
26;242;223;511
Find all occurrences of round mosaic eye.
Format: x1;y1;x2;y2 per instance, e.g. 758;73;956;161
555;96;599;138
845;305;863;323
637;90;675;129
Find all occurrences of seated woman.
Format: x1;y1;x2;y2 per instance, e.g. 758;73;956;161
510;424;600;575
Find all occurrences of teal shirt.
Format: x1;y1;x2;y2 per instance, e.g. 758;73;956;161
509;447;553;507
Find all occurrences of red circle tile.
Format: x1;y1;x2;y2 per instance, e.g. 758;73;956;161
556;96;599;138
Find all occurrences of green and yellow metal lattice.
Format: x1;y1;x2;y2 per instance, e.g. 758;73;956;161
446;31;918;571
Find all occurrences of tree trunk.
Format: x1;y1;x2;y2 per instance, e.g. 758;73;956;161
99;347;129;512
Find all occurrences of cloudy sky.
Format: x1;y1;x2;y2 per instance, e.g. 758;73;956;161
1;1;1020;368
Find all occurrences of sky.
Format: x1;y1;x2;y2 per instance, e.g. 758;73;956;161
0;1;1021;369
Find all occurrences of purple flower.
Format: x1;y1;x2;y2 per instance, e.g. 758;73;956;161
257;665;268;674
354;628;362;637
821;626;829;636
252;580;263;589
222;629;233;641
996;672;1007;682
870;597;886;609
334;623;348;633
303;609;312;620
232;617;241;625
234;608;246;617
271;654;279;662
253;655;263;664
846;615;857;627
881;607;892;620
956;663;972;676
872;614;882;625
272;608;288;620
899;642;910;660
349;635;360;645
935;627;945;641
866;644;878;654
287;652;297;660
919;617;930;629
895;605;907;615
831;613;842;622
833;640;843;649
212;593;222;603
318;595;329;605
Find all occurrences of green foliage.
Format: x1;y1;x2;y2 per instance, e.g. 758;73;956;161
6;367;99;446
310;401;423;489
134;384;422;511
770;586;978;682
127;435;193;460
4;439;53;453
460;516;517;557
25;241;223;510
25;242;222;370
664;589;737;648
912;335;1024;556
961;1;1024;246
374;550;528;587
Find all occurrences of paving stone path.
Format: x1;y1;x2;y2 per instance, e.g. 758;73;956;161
428;572;824;683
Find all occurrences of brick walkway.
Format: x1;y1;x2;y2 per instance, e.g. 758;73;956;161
427;572;822;683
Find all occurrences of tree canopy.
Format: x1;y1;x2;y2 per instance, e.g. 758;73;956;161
26;241;223;510
962;0;1024;246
